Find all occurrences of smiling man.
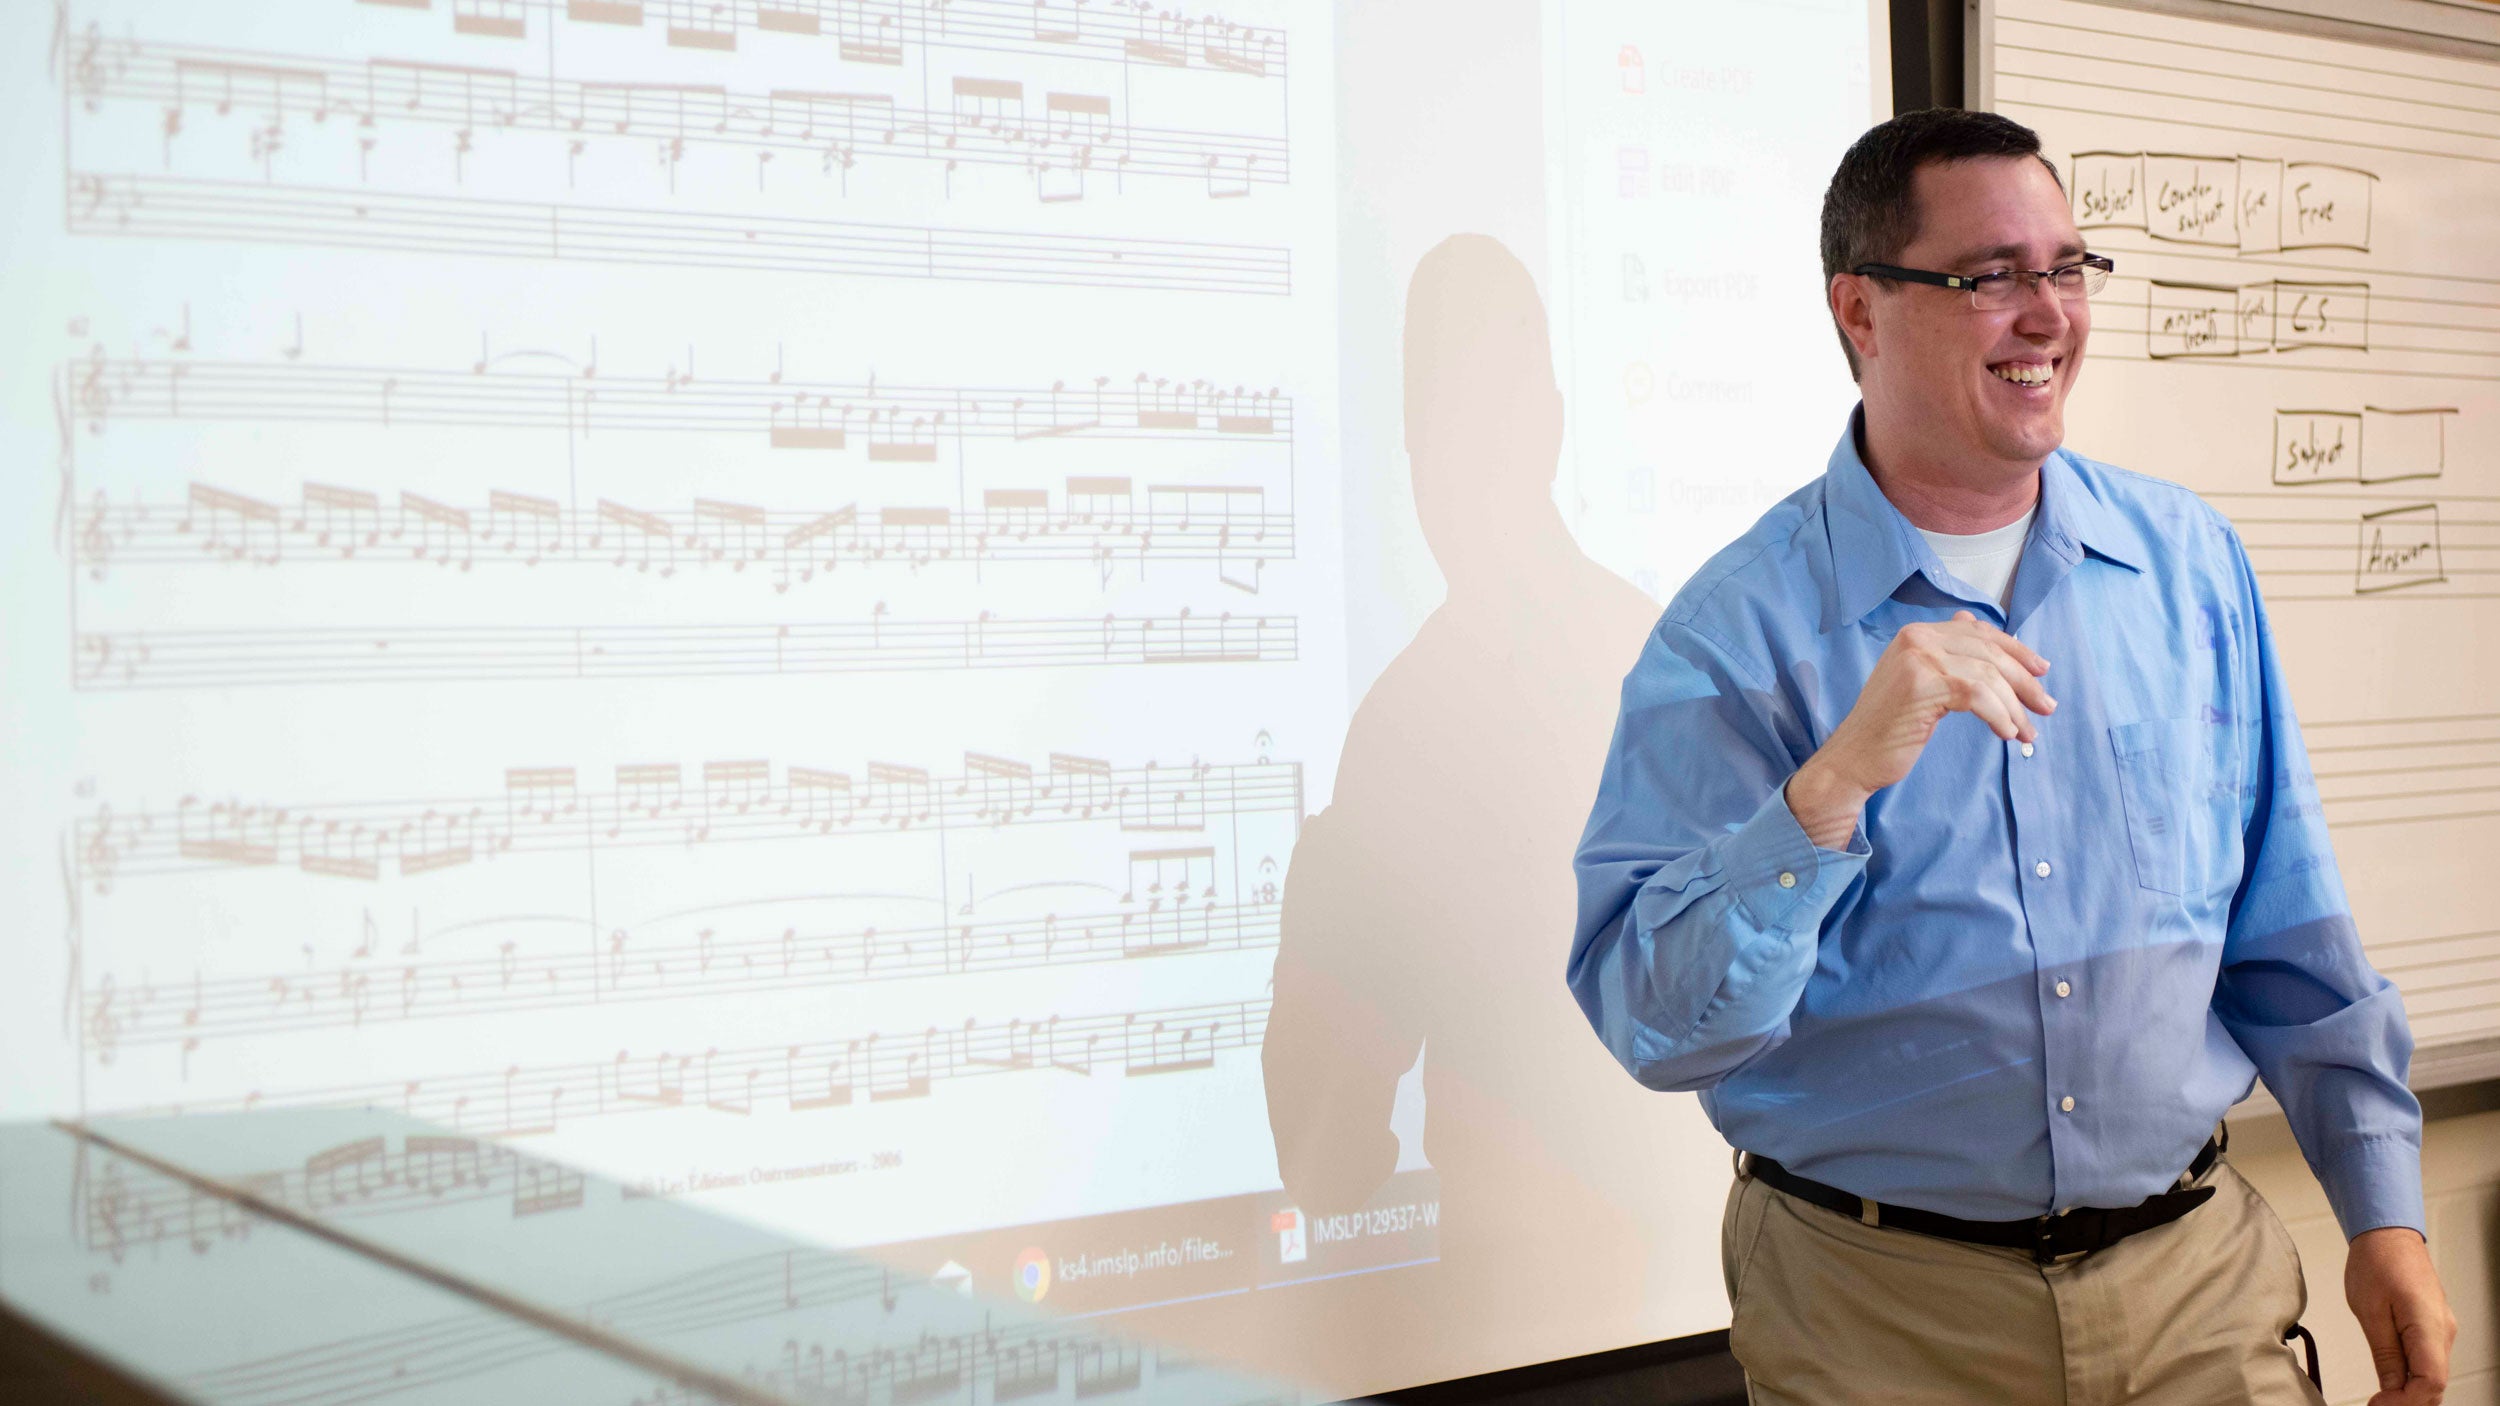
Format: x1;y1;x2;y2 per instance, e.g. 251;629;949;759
1568;110;2456;1403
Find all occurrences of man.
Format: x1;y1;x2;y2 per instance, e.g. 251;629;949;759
1567;109;2457;1403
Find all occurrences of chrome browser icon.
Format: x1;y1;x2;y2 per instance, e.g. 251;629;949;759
1012;1247;1051;1303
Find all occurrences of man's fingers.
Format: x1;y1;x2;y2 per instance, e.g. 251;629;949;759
1981;645;2059;718
1944;663;2031;742
2399;1318;2450;1398
1928;629;2058;711
1944;609;2051;677
2366;1307;2408;1392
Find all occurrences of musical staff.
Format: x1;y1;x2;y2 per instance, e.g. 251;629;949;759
173;1241;893;1404
64;354;1294;443
2206;489;2493;600
66;173;1295;295
74;35;1290;195
74;754;1300;891
350;0;1293;81
176;1221;1204;1406
99;997;1272;1132
84;900;1280;1053
75;484;1292;592
2304;710;2500;830
82;1131;582;1259
69;610;1297;689
706;1331;1210;1406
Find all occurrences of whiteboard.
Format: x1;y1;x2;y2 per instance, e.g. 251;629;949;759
1980;0;2500;1081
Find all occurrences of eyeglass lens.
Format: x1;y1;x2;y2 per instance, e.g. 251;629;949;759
1973;263;2109;308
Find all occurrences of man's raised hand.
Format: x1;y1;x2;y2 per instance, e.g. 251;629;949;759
1785;610;2054;850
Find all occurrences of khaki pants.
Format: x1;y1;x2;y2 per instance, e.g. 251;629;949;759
1721;1157;2327;1405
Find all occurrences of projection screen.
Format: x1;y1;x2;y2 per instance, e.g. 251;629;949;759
0;0;1876;1396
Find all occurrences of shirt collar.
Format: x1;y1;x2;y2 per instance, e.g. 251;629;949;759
1822;408;2148;628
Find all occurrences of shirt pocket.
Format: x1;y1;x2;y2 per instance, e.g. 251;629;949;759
2109;717;2210;897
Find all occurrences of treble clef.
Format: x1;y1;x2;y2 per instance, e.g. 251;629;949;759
76;344;111;424
71;23;103;109
80;801;120;895
80;490;111;580
86;972;119;1066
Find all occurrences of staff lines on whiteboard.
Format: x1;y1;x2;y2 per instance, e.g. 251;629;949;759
2000;97;2500;170
2113;282;2498;341
2309;710;2500;730
2106;267;2500;328
2300;735;2500;790
64;173;1296;295
2098;249;2500;299
68;612;1300;690
2109;287;2499;365
350;0;1294;81
2379;957;2496;989
2362;926;2498;957
1998;58;2500;135
82;900;1279;1053
94;995;1274;1134
72;754;1301;892
1997;15;2500;96
2208;492;2499;506
2082;350;2500;384
63;356;1297;441
2297;711;2500;827
74;35;1291;193
1997;43;2500;122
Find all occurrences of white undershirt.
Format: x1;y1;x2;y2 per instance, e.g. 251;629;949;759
1917;506;2036;612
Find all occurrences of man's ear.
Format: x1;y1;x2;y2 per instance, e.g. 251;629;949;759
1830;272;1879;367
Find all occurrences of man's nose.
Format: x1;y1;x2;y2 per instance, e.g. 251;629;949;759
2010;271;2072;336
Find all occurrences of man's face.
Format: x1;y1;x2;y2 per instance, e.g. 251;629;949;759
1860;156;2090;474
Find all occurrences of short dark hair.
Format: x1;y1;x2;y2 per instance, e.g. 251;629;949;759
1819;108;2064;380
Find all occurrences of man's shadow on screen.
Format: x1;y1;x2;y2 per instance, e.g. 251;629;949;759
1261;235;1679;1361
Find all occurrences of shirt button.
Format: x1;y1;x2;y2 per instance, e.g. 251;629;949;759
2055;980;2072;998
2021;741;2035;758
2060;1095;2076;1113
1777;871;1797;889
2034;860;2053;879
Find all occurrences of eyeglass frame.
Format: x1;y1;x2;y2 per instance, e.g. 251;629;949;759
1849;254;2115;307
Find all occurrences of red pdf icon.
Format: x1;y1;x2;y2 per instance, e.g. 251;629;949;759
1619;45;1645;95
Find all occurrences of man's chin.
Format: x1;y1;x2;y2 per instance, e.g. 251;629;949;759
1985;415;2064;466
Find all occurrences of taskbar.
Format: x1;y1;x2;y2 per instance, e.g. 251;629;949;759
869;1168;1442;1319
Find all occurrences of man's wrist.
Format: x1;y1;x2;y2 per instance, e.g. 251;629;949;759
1786;755;1870;851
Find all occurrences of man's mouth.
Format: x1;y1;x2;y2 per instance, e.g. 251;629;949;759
1989;358;2057;387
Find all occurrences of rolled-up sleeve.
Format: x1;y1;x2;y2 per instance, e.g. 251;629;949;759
1568;620;1868;1092
2211;524;2425;1239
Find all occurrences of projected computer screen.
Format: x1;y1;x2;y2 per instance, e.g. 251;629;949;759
0;1;1871;1396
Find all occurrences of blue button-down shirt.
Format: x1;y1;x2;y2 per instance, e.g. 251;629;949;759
1569;413;2424;1238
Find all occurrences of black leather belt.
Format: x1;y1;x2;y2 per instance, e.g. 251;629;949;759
1742;1128;2225;1265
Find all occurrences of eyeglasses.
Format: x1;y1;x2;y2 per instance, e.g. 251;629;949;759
1851;254;2115;310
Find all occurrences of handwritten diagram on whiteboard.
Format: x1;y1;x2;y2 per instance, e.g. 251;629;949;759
1986;0;2500;1053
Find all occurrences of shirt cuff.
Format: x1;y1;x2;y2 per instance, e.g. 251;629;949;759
2315;1134;2426;1241
1727;781;1871;933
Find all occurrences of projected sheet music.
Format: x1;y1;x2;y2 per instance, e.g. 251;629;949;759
1988;0;2500;1051
10;0;1342;1262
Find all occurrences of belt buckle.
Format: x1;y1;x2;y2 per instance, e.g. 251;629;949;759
2034;1205;2114;1263
2030;1213;2060;1265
